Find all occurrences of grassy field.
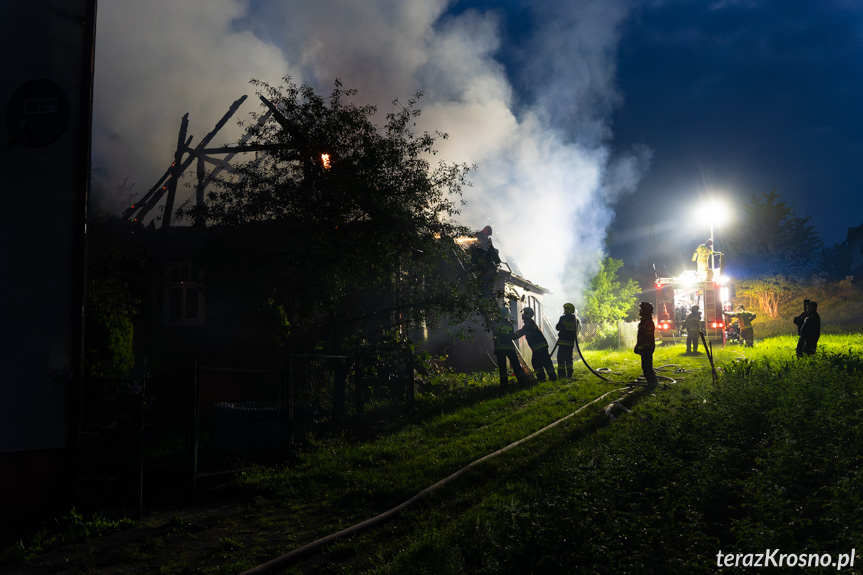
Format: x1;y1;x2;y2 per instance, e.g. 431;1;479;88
4;333;863;574
346;335;863;574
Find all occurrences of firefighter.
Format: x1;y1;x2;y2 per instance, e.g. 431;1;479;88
798;301;821;356
491;306;528;391
684;305;702;354
725;304;756;347
634;302;658;386
692;239;714;280
470;225;500;297
474;225;493;250
555;303;580;379
512;307;557;382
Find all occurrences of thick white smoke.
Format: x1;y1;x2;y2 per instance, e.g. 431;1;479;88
93;0;646;317
92;0;294;213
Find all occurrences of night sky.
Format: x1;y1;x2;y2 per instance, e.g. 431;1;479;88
92;0;863;310
608;0;863;267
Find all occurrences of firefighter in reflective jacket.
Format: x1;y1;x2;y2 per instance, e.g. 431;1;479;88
555;303;580;379
634;302;658;385
491;307;527;391
512;308;557;382
725;304;756;347
692;239;714;280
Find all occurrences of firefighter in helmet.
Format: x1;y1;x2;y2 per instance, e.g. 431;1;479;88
470;225;500;297
692;239;714;281
555;303;580;379
725;304;756;347
512;307;557;382
634;302;658;386
491;306;528;392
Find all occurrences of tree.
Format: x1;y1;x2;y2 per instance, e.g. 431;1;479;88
735;275;800;318
180;78;487;352
581;257;640;325
723;189;823;279
84;215;145;377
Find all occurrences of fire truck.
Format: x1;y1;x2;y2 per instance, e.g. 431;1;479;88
653;258;733;345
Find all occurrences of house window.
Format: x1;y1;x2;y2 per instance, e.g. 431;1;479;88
527;296;543;328
164;262;204;325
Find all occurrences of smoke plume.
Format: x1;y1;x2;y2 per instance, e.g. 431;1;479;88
93;0;647;317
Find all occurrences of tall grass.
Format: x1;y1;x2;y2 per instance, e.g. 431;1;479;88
361;336;863;574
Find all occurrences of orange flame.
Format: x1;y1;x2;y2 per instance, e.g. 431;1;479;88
321;153;331;170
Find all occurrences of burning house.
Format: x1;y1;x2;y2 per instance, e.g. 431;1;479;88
117;97;558;374
415;232;555;373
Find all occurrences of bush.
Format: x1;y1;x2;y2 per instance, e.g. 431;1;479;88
583;323;620;350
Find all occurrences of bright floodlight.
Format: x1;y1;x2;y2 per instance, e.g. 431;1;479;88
696;197;731;228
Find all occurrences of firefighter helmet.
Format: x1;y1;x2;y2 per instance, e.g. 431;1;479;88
640;301;654;314
691;305;699;312
522;307;535;319
706;239;713;246
563;303;575;313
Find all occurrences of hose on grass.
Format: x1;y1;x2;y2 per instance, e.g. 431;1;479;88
574;324;611;382
240;386;632;574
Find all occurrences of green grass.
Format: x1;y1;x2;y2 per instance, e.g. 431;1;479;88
1;507;133;563
347;335;863;574
5;333;863;573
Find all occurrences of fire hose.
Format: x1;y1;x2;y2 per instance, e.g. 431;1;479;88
240;387;633;574
573;323;611;382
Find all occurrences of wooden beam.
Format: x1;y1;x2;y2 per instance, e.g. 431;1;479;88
161;114;189;230
183;148;237;170
128;133;192;223
127;96;247;224
198;143;289;155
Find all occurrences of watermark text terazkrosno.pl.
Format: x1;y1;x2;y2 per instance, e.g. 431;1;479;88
716;549;856;570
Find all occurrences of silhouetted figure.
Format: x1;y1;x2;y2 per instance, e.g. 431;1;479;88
634;302;658;386
793;299;811;357
555;303;580;379
491;307;527;391
692;239;714;280
512;307;557;383
470;225;500;298
726;304;756;347
799;300;821;356
474;225;493;250
684;305;702;354
675;304;687;336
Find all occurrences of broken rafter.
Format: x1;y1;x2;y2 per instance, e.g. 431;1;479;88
184;149;237;171
191;109;274;212
125;95;248;225
198;142;287;155
161;114;190;231
125;133;193;223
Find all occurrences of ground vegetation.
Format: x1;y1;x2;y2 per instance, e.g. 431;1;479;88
6;331;863;574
